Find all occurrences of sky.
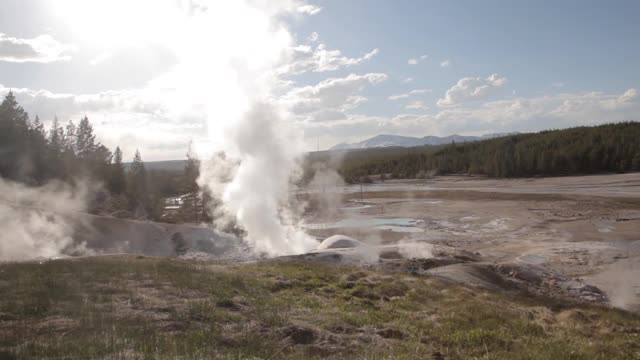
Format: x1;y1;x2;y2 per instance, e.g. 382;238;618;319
0;0;639;160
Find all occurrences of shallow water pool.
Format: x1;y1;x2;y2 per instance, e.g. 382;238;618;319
518;255;547;264
306;217;424;233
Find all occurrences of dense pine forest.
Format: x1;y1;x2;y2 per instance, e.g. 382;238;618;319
328;122;640;183
0;92;205;222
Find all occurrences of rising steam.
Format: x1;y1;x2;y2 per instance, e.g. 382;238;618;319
146;1;319;256
199;102;317;256
31;0;322;257
0;178;91;261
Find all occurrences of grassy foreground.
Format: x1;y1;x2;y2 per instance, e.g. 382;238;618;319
1;256;639;359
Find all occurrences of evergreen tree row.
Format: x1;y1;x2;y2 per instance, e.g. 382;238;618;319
0;92;164;220
336;122;640;182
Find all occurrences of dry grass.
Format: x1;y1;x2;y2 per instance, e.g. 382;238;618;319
1;256;639;359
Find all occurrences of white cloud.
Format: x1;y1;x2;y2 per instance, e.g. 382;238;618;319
282;44;379;75
437;73;507;107
297;4;322;15
89;51;112;66
16;80;633;158
440;60;451;67
0;84;202;161
308;32;319;42
618;88;638;104
402;77;414;84
435;88;639;133
0;33;73;63
282;73;388;121
388;89;431;100
304;88;640;149
551;82;567;88
404;100;428;110
408;54;428;65
0;84;168;119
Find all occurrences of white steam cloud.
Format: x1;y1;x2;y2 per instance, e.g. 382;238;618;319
144;0;319;256
397;240;434;259
199;103;316;256
43;0;323;256
0;179;91;262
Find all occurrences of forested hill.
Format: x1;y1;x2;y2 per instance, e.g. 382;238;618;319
0;91;205;223
336;122;640;182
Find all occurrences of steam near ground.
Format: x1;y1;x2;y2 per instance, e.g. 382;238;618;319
0;178;91;261
306;161;347;220
0;1;331;258
198;104;317;256
176;1;323;256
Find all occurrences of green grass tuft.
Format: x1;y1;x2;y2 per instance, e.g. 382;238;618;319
1;256;639;359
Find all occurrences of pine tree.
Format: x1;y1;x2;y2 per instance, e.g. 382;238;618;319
183;143;200;193
65;120;77;154
47;115;73;179
180;142;202;222
48;116;64;153
75;116;96;159
0;91;29;130
109;146;127;194
32;115;45;136
127;149;150;219
28;115;49;183
90;144;113;180
0;91;31;180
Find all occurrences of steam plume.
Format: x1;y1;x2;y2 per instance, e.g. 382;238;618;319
199;103;317;255
0;178;91;261
149;1;318;256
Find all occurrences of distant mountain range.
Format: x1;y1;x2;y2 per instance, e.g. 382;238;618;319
330;133;517;150
134;133;518;171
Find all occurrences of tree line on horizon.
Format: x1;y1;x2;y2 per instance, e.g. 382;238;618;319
336;122;640;182
4;90;640;220
0;91;207;223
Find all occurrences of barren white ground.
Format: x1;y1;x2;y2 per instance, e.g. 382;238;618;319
304;173;640;311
